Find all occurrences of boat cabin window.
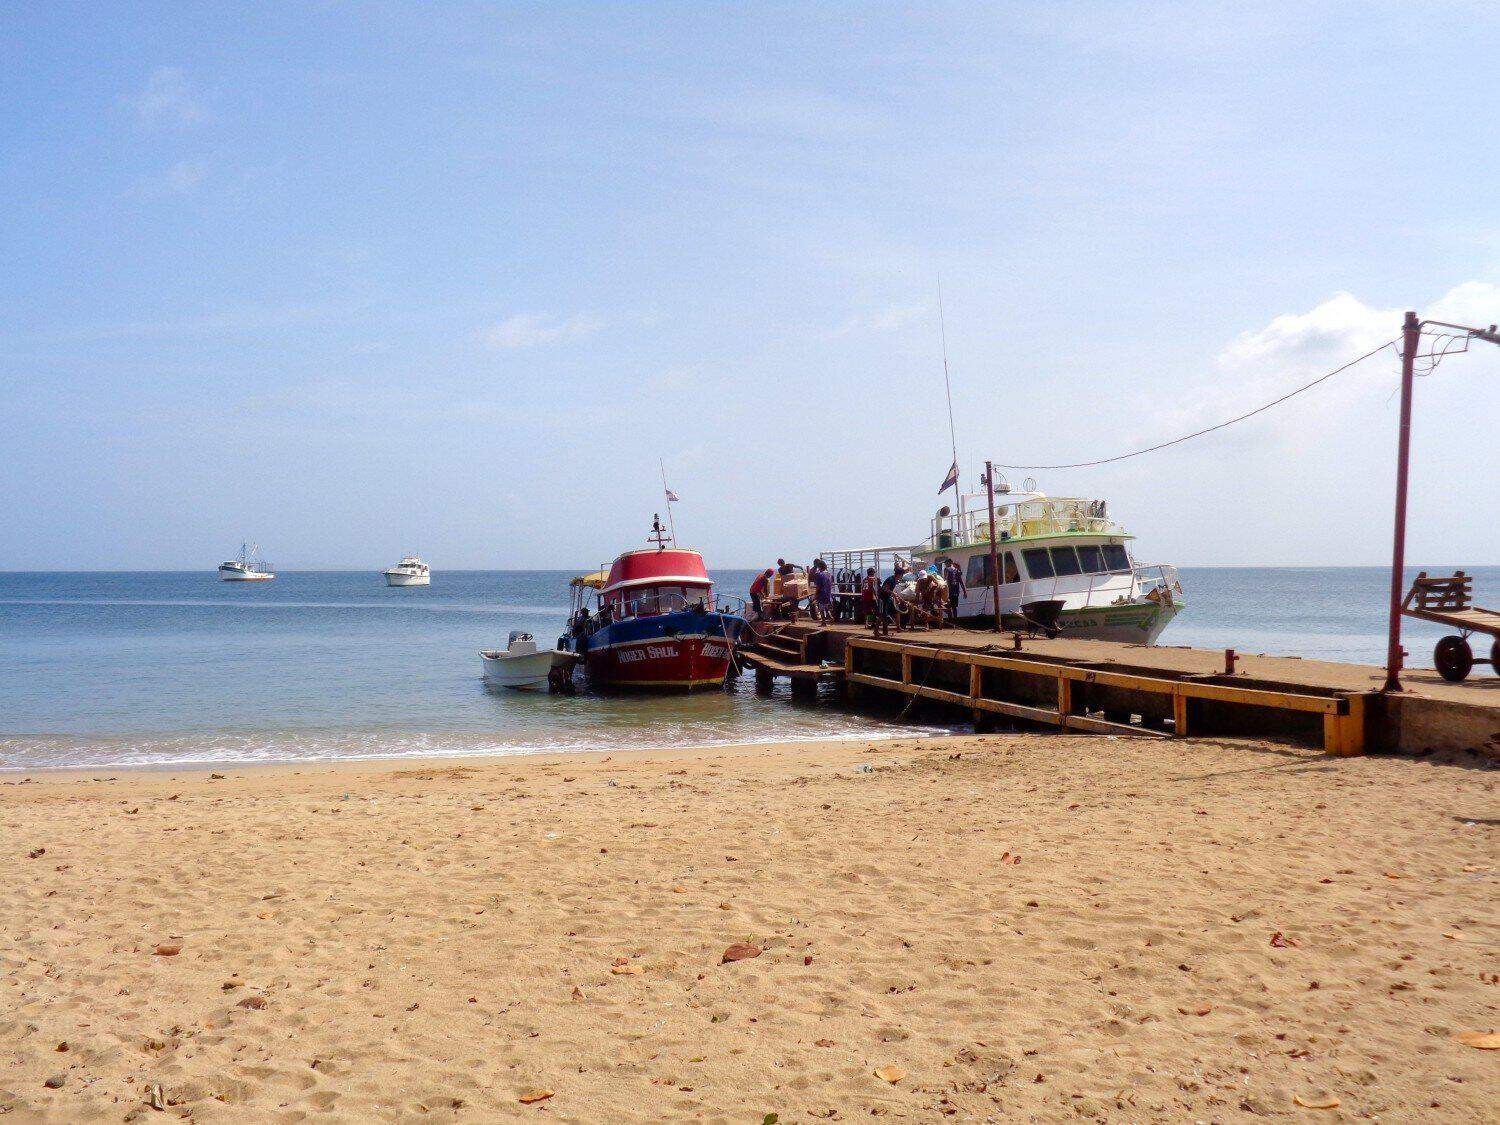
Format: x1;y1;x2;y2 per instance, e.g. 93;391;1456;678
1022;548;1054;579
1075;545;1107;574
965;553;1019;587
1049;547;1083;576
1102;544;1131;572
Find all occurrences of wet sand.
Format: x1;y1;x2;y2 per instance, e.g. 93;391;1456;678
2;735;1496;1121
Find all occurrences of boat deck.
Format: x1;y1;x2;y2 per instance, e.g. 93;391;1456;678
738;622;1499;756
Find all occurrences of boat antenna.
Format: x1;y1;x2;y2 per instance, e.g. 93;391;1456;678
937;273;962;515
659;459;678;544
648;514;672;551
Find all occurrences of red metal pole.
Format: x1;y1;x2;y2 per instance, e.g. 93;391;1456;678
1382;311;1421;693
985;460;1003;633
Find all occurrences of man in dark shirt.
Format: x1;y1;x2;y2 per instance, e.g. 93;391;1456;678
942;557;966;622
880;565;906;632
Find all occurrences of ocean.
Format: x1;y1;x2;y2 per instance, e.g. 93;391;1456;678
1;566;1493;771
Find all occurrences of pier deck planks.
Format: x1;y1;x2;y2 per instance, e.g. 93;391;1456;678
741;622;1500;756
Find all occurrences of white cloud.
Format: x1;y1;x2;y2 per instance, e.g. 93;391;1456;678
1426;280;1500;329
1150;281;1500;446
47;303;337;342
1218;291;1396;372
128;67;209;128
701;90;884;142
652;366;699;392
1218;282;1500;382
477;313;604;350
831;301;929;336
133;158;210;197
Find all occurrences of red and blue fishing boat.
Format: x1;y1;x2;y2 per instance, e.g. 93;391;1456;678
562;516;745;691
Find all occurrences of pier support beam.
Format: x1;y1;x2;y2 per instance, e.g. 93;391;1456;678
1323;693;1368;756
1173;693;1190;737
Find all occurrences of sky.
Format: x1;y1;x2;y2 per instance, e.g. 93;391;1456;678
2;1;1497;571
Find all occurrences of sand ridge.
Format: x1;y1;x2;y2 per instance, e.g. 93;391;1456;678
1;735;1496;1121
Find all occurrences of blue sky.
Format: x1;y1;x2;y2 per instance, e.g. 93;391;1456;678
2;2;1497;570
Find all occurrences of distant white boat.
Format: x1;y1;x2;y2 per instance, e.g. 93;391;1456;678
481;631;574;690
383;555;430;586
219;542;274;582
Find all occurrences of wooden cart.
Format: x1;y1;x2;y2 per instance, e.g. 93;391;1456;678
1401;571;1500;682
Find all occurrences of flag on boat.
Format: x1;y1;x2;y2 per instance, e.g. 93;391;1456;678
665;489;680;503
938;460;959;493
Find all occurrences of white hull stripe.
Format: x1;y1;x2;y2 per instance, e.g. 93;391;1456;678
598;633;715;651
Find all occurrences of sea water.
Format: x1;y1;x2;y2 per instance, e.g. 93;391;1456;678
1;567;1492;771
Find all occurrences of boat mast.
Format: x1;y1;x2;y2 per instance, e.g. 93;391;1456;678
659;459;677;544
937;274;962;528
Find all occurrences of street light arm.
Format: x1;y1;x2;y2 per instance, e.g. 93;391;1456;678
1420;318;1500;344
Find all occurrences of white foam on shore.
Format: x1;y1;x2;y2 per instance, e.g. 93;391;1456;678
0;723;955;774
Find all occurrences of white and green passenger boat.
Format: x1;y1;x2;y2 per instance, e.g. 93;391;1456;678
822;482;1184;644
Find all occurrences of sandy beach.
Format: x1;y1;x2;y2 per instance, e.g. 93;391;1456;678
2;735;1495;1122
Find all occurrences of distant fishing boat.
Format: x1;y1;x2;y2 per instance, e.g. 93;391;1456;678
383;554;430;586
561;515;745;691
823;478;1184;643
218;542;275;582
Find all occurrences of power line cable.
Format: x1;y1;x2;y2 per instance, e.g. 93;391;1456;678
993;339;1399;470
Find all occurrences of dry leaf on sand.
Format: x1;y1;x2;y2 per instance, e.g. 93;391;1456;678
153;942;182;956
1293;1093;1341;1109
518;1088;554;1104
722;942;762;964
611;963;644;975
1457;1030;1500;1049
874;1065;907;1084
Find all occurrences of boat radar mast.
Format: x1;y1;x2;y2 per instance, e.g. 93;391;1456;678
647;513;673;550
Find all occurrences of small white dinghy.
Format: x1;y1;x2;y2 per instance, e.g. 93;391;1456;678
480;631;575;691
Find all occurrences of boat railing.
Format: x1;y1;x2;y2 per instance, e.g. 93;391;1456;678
1131;563;1183;606
1020;563;1184;613
928;499;1119;552
819;547;921;596
611;589;748;620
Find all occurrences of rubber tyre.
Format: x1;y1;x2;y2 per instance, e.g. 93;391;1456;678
1492;638;1500;677
1434;635;1474;683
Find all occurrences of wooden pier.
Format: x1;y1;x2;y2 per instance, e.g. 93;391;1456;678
739;623;1500;756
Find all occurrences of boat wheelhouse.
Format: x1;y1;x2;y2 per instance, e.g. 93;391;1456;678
822;483;1183;644
562;517;745;691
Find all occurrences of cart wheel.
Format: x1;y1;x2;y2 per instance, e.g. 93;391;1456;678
1434;635;1474;682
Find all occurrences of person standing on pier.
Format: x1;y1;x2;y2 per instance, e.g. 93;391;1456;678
861;567;882;634
942;557;966;623
811;559;834;624
749;568;773;617
881;564;907;633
